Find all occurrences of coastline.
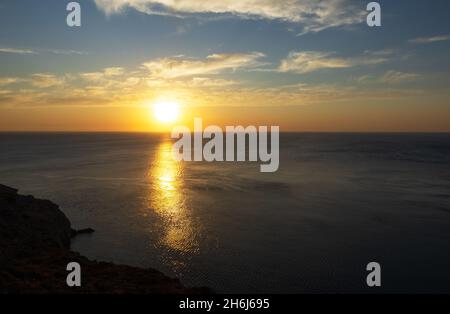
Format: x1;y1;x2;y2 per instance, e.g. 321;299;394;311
0;184;211;294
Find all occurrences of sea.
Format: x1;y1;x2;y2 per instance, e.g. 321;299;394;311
1;132;450;293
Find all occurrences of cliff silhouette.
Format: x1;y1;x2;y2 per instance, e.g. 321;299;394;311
0;184;210;294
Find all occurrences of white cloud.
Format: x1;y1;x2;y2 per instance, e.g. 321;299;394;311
93;0;365;33
142;52;264;78
0;47;37;55
278;51;388;74
0;47;88;55
409;35;450;44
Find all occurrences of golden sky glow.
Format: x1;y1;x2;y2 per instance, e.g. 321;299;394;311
1;1;450;132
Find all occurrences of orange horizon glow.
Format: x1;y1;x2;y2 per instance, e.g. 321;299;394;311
1;100;450;133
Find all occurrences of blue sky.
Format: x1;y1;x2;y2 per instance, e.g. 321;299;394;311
0;0;449;131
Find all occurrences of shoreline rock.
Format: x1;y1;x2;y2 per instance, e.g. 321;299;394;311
71;227;95;238
0;184;211;294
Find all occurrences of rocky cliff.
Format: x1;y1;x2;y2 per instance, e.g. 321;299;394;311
0;184;210;294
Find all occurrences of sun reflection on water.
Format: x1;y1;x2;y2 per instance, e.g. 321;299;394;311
147;139;198;254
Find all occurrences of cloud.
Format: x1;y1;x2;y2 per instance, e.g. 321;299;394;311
364;49;396;57
80;67;127;82
80;72;105;81
279;51;351;74
378;71;420;84
0;47;88;56
0;53;256;108
409;35;450;44
0;78;23;86
142;52;265;79
104;67;126;76
0;70;428;109
30;74;64;88
355;71;421;84
93;0;365;33
0;49;422;110
0;47;37;55
278;51;389;74
0;89;12;95
47;49;88;55
190;77;236;87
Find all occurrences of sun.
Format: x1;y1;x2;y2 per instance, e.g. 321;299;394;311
153;100;180;123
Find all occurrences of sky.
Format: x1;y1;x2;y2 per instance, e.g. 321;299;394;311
0;0;449;132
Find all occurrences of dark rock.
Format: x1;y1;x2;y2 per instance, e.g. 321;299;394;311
0;184;211;294
71;228;95;238
0;184;18;202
